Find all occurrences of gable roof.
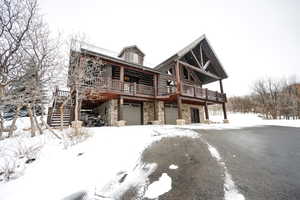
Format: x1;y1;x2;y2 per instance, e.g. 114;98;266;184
118;45;145;57
155;35;228;80
79;48;160;74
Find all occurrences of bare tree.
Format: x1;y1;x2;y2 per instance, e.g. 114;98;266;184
0;0;62;139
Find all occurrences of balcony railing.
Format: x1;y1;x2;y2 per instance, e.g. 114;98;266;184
78;77;225;102
181;83;226;102
81;77;160;97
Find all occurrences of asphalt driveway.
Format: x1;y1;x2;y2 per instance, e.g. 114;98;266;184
196;125;300;200
121;125;300;200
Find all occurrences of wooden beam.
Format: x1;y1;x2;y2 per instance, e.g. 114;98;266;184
120;66;124;82
175;60;181;93
222;102;227;120
203;60;211;71
204;102;209;120
191;50;202;68
219;79;224;94
200;44;204;66
154;74;158;97
178;60;220;80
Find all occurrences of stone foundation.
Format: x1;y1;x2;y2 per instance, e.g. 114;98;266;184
94;100;206;126
181;104;205;124
176;119;186;125
143;102;155;125
95;99;118;126
116;120;126;126
223;119;229;123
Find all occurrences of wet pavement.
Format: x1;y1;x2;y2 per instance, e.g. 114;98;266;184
120;125;300;200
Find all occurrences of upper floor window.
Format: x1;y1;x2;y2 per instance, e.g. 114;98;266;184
183;67;189;80
129;52;139;64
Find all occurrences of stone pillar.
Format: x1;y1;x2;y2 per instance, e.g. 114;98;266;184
143;101;154;125
107;99;118;126
117;97;126;126
118;97;124;121
153;100;164;125
176;96;185;125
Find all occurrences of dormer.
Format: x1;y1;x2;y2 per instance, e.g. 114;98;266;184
118;45;145;65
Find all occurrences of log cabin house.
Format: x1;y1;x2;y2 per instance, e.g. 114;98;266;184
47;35;228;127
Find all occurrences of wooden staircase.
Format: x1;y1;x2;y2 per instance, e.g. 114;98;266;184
47;90;73;128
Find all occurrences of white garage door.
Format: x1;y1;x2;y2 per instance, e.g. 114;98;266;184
165;104;177;125
123;102;142;125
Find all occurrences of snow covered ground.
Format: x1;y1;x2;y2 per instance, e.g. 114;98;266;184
0;113;299;200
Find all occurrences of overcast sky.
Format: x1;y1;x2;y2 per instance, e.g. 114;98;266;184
40;0;300;96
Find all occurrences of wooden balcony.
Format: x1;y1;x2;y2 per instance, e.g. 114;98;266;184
77;78;225;102
181;83;226;103
81;77;176;98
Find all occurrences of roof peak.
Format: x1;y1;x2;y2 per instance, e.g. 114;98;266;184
118;45;145;57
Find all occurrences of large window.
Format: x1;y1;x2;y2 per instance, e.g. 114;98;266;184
129;52;139;64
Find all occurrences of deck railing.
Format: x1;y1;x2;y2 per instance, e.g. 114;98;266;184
158;86;176;96
181;83;226;102
78;78;225;102
81;77;158;97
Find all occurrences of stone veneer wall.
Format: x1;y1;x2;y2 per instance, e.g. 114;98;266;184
155;101;165;124
95;99;118;126
143;102;154;125
181;103;205;124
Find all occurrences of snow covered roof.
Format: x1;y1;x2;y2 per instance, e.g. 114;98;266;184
77;42;160;74
118;45;145;57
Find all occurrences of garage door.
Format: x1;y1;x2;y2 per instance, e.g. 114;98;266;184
123;102;142;125
165;104;177;125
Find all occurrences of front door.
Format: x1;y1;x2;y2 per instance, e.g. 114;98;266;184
191;108;200;123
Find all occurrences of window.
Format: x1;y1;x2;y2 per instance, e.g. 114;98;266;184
183;67;189;79
132;53;139;64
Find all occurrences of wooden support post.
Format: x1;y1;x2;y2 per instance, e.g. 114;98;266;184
204;102;209;120
118;97;124;121
177;95;183;119
120;66;124;91
120;66;124;82
219;79;224;94
205;88;208;100
222;102;228;120
133;82;137;95
154;74;158;97
175;60;181;94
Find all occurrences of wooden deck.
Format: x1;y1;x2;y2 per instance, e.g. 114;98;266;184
80;78;226;103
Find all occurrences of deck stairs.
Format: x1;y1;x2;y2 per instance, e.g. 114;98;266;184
47;90;73;128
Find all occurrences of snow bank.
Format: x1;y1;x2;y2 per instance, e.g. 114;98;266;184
0;125;197;200
184;112;300;130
